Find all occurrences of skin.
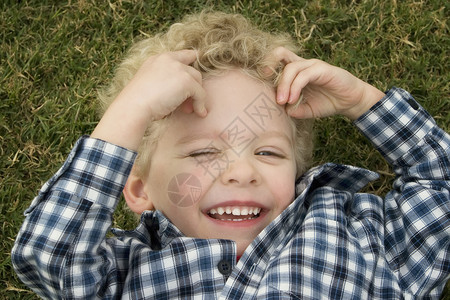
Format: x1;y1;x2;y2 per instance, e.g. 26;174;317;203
91;50;207;151
140;70;297;255
269;47;385;120
91;47;384;256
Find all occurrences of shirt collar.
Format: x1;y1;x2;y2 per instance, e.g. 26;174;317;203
296;162;379;196
130;163;379;256
236;163;379;267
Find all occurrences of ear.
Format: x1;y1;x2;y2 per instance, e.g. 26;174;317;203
123;171;154;214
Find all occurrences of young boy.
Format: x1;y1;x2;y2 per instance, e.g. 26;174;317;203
12;11;449;299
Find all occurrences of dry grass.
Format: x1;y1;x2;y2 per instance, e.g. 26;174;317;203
1;0;448;298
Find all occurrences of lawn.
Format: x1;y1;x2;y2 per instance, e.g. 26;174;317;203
1;0;448;298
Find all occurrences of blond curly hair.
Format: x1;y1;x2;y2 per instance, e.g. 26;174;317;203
98;11;314;179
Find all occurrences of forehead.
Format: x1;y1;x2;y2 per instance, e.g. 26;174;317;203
167;70;292;142
202;70;273;107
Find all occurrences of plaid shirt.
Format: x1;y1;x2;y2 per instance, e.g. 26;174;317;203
12;88;450;299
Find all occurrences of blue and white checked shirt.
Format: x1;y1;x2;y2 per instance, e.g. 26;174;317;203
12;88;450;299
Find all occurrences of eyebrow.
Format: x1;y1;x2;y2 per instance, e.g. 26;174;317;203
257;130;293;144
175;132;219;146
175;130;292;146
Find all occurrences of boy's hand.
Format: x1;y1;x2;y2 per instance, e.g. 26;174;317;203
117;50;207;121
269;47;385;120
91;50;206;151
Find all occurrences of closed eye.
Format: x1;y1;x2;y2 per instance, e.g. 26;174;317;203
188;149;223;163
189;149;220;157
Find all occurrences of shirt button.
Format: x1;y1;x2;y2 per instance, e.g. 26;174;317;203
407;97;419;110
217;259;232;276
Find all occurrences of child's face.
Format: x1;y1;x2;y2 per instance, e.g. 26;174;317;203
143;70;297;255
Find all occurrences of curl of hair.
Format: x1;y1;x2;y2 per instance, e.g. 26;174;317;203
98;11;314;179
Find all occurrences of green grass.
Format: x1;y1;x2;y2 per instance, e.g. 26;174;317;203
1;0;448;298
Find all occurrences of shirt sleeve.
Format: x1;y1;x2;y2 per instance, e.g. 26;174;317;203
11;136;137;299
354;87;450;296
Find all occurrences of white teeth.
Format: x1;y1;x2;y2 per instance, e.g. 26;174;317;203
208;206;262;216
222;217;257;221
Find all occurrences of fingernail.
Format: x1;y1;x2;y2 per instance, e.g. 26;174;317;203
277;93;285;103
201;107;207;117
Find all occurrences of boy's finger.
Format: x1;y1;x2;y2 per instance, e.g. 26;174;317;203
184;65;203;85
271;46;303;64
171;49;198;65
286;67;318;104
267;47;305;70
286;102;314;119
264;47;300;75
190;83;208;117
276;60;315;104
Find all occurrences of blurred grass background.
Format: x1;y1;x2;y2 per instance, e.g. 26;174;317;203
1;0;448;298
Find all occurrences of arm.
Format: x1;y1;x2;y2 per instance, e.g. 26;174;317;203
354;88;450;296
12;50;207;298
272;47;449;295
91;50;207;150
11;137;136;298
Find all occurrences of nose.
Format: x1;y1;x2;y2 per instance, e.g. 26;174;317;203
220;156;261;186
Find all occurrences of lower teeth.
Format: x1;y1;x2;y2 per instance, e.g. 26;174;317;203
224;216;258;221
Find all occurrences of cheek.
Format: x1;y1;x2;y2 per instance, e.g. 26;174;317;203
268;169;296;208
166;173;203;207
154;161;217;209
277;182;296;205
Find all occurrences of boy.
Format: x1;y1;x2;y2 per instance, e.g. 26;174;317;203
12;11;449;299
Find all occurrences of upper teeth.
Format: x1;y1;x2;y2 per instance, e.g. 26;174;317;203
208;206;261;216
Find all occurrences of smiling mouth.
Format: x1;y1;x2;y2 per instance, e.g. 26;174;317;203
207;206;262;221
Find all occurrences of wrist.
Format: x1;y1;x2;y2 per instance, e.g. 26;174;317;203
346;83;385;120
91;99;150;151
